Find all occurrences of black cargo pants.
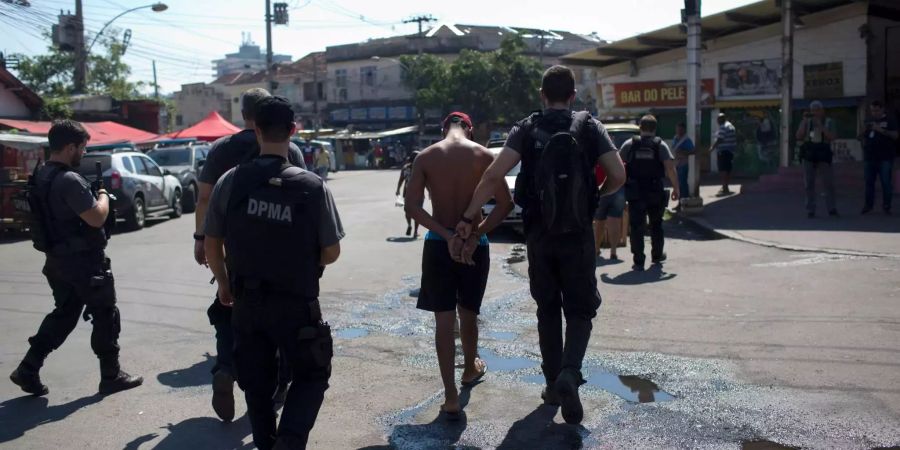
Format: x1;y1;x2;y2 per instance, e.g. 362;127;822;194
526;228;602;385
627;189;667;266
232;290;332;450
24;251;121;377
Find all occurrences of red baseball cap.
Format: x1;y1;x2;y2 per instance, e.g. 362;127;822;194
442;111;473;130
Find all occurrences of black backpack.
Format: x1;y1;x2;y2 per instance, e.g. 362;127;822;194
516;110;596;235
15;161;64;253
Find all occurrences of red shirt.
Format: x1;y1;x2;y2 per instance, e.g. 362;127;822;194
595;164;606;185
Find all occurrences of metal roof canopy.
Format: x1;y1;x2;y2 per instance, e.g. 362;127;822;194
561;0;853;68
319;125;419;141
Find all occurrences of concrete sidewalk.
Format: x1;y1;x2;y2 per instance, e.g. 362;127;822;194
679;183;900;257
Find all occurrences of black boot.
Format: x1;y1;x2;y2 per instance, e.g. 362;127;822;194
98;371;143;395
10;366;49;396
555;368;584;425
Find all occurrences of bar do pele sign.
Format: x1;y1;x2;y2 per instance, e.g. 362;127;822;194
612;79;715;108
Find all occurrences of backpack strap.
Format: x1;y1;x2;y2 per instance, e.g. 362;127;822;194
628;136;641;165
651;136;662;162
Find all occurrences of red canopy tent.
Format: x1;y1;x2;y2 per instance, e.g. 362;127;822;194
157;111;241;142
0;119;157;146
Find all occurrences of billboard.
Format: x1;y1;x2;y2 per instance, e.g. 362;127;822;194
719;59;782;97
803;62;843;99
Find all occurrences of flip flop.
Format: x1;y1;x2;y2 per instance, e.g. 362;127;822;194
461;359;488;387
440;404;461;422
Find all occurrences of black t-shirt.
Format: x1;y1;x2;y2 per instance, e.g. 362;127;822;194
199;129;307;185
503;109;617;166
863;115;899;162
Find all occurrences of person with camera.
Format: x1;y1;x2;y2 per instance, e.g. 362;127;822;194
204;97;344;449
10;120;142;397
796;100;838;218
861;100;898;215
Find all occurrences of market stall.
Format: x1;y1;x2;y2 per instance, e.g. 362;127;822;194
0;134;46;232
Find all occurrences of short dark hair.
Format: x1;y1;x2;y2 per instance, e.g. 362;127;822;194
254;96;295;142
241;87;271;121
676;122;686;129
541;65;575;103
48;120;90;153
639;115;658;133
871;100;884;108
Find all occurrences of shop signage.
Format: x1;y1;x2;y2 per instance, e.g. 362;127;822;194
369;107;387;120
719;59;782;97
330;109;349;121
804;62;843;99
611;79;715;108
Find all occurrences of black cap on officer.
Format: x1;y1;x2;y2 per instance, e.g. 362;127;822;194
254;96;296;143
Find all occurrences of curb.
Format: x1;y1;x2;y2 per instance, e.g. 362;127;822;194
673;212;900;259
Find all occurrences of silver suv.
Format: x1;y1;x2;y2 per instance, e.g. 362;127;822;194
78;152;183;230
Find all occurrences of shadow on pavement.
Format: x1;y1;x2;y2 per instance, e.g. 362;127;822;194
0;231;29;246
157;353;215;388
385;236;418;243
123;415;253;450
0;394;104;443
600;264;677;285
699;189;897;234
495;404;586;449
376;385;478;449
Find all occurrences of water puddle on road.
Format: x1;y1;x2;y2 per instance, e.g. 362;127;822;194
478;348;539;372
523;370;675;404
335;327;370;339
741;440;799;450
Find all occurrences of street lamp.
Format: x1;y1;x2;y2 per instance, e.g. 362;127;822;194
87;2;168;54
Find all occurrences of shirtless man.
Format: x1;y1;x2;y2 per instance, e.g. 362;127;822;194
405;112;514;418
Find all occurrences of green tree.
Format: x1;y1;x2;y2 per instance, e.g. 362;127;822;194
447;49;495;125
13;31;147;119
490;34;542;124
399;54;450;116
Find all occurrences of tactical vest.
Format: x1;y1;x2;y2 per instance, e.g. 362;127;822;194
224;157;323;298
29;163;107;256
625;136;665;200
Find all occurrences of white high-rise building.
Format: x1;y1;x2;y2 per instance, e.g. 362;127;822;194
213;33;292;78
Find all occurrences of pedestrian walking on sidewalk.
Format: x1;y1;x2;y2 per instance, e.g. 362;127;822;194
796;100;838;218
711;113;737;196
620;115;680;272
204;97;344;449
860;100;898;215
457;66;625;425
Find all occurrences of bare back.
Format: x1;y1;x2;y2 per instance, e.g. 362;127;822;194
416;134;494;229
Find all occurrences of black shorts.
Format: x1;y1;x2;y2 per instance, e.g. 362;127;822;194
417;239;490;315
718;150;734;173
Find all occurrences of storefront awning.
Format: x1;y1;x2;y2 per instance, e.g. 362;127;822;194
0;119;158;146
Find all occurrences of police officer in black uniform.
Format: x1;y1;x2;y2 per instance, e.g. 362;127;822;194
619;115;680;271
9;120;142;396
204;97;344;449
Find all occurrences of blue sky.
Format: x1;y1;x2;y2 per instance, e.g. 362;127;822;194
0;0;757;94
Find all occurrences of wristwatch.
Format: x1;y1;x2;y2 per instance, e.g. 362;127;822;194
193;233;205;241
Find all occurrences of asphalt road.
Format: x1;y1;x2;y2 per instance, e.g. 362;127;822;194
1;170;898;449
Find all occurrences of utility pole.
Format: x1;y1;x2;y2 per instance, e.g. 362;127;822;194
313;55;319;135
404;15;436;55
265;0;275;93
779;0;794;168
152;60;159;100
537;30;547;66
73;0;86;94
685;0;702;200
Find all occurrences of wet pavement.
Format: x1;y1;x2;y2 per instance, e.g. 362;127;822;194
1;170;898;449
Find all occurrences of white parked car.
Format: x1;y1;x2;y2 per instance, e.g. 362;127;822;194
482;139;523;226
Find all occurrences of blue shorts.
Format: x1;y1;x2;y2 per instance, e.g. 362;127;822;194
594;188;626;220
